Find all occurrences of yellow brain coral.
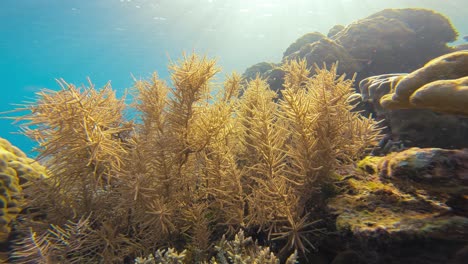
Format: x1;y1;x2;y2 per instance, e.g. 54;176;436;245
0;138;47;242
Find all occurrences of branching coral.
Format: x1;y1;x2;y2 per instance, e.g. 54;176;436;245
7;53;381;263
135;230;298;264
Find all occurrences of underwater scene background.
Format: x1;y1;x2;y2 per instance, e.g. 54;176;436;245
1;1;468;264
1;0;468;154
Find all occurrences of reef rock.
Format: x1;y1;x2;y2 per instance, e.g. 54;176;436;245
385;109;468;149
242;63;285;93
333;15;416;75
334;7;458;77
242;62;277;81
328;149;468;263
243;8;458;93
341;8;456;79
366;8;457;44
264;68;285;93
282;32;325;58
378;148;468;195
327;25;345;38
283;38;360;77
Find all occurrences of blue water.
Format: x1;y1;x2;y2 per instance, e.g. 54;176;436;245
1;0;467;155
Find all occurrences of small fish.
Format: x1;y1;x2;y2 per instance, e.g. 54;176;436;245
464;35;468;42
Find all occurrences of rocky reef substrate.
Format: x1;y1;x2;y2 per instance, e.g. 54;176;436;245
243;8;461;92
327;148;468;264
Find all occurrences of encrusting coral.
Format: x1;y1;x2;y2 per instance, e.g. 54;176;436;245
6;54;381;263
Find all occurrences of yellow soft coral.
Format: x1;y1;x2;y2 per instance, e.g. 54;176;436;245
0;138;47;242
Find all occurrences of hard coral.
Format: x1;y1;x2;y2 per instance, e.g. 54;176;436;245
0;138;46;242
409;76;468;115
380;51;468;114
358;52;468;149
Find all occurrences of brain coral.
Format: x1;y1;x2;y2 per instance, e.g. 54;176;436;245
0;138;47;242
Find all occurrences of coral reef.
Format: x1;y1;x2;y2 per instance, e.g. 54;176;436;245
2;6;466;263
243;8;458;91
359;73;405;115
5;55;381;263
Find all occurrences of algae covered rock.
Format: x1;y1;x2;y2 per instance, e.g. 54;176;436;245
0;138;47;242
243;8;458;96
385;109;468;149
327;25;344;38
241;62;285;93
331;8;457;78
330;149;468;243
367;8;457;44
378;148;468;195
284;38;360;76
264;67;285;93
282;32;325;58
333;8;456;79
241;62;277;81
334;16;415;73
